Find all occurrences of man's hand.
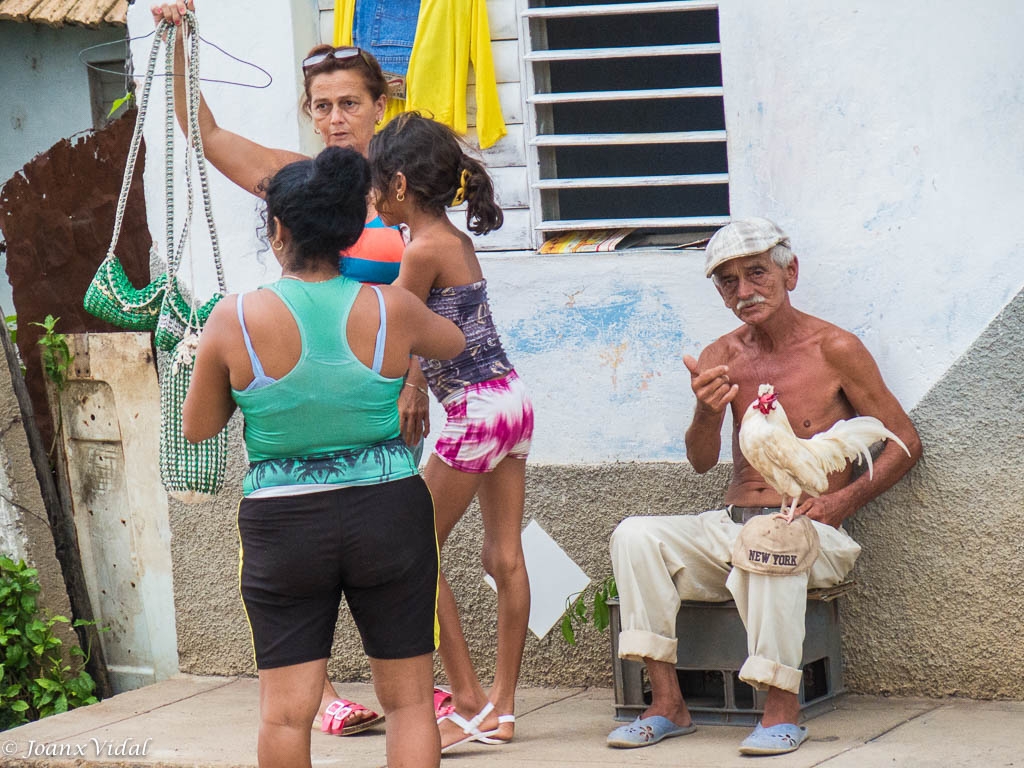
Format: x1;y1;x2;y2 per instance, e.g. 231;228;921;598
684;354;738;414
793;495;852;529
683;352;731;473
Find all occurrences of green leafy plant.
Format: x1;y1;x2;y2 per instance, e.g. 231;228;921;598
108;90;134;119
0;556;100;731
560;575;618;645
31;314;73;392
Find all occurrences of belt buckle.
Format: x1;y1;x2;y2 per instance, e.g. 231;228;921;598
729;505;779;524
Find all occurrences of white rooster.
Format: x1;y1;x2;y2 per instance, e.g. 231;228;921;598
738;384;911;521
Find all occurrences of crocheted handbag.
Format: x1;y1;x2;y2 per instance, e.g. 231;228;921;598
160;333;227;503
154;12;228;502
83;21;177;329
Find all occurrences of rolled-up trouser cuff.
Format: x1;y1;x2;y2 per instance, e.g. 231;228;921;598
738;654;803;694
618;630;677;665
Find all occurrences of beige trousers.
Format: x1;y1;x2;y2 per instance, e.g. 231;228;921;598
610;508;861;694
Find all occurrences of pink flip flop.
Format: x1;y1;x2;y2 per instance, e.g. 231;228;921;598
320;698;384;736
433;687;454;719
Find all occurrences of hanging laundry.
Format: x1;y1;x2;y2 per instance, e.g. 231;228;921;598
405;0;506;149
334;0;506;149
334;0;412;108
352;0;420;78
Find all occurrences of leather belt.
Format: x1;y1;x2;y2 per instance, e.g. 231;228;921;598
728;505;782;524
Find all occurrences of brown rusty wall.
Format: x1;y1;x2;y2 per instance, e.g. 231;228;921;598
0;109;152;447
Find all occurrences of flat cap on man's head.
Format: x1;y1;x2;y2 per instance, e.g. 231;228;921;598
704;217;791;278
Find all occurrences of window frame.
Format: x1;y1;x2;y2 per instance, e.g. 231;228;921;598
519;0;731;249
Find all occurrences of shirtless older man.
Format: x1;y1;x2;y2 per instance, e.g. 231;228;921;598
606;217;921;756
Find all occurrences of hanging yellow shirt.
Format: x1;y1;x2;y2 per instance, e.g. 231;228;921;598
333;0;355;46
334;0;507;149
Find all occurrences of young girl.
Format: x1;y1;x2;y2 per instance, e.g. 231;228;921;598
369;113;534;751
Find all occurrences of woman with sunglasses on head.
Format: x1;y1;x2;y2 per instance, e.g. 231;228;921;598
152;0;432;738
183;146;463;768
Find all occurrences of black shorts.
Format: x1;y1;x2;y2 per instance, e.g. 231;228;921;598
237;475;438;669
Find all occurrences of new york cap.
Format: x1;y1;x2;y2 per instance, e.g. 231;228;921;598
704;217;791;278
731;514;820;576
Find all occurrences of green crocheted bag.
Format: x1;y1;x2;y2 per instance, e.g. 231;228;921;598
83;22;176;330
160;334;227;502
160;12;229;501
154;288;222;351
84;258;168;331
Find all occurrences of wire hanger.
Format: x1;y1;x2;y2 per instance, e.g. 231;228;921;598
78;31;273;89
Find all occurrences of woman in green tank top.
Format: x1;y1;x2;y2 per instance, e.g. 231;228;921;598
182;147;463;768
151;0;430;732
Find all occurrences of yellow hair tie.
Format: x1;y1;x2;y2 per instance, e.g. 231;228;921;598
451;168;471;206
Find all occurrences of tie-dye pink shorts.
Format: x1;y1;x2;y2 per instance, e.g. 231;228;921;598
434;371;534;474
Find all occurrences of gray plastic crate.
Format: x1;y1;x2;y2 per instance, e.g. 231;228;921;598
608;589;849;726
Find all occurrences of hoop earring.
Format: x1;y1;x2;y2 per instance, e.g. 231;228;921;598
313;128;321;135
396;191;405;202
272;239;284;251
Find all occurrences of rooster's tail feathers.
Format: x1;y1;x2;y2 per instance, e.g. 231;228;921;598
807;416;910;480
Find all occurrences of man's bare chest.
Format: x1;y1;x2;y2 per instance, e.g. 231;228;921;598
727;355;852;439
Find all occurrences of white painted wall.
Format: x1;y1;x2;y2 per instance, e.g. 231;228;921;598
127;1;1024;465
718;0;1024;410
495;0;1024;462
125;2;319;298
482;250;736;462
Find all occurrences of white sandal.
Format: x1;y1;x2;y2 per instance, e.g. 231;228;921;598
476;714;515;745
439;701;498;753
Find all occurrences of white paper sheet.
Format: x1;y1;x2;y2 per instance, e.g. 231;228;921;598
484;519;592;640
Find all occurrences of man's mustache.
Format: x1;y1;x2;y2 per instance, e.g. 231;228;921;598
736;295;766;311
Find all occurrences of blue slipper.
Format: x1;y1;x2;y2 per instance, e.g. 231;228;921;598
607;715;696;748
738;722;809;755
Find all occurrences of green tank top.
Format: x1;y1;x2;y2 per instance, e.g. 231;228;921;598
231;277;411;492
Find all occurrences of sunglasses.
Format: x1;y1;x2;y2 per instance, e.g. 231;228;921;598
302;46;373;73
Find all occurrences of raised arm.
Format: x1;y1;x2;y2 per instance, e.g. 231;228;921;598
800;332;923;527
152;1;307;197
684;347;736;473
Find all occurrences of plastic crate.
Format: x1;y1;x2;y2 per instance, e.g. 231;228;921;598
608;587;850;726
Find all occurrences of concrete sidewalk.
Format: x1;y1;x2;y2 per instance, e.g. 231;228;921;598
2;675;1019;767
